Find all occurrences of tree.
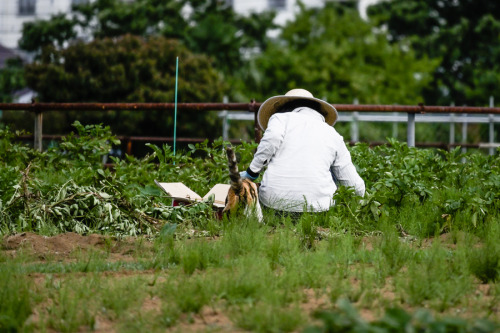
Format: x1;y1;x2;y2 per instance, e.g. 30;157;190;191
19;0;275;77
0;58;26;103
368;0;500;106
22;35;225;138
238;2;437;105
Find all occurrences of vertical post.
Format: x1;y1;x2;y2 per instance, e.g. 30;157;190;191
489;96;494;155
392;112;398;140
222;96;229;141
461;114;468;155
126;138;132;155
351;112;359;142
250;99;262;143
34;110;43;152
407;112;415;147
351;98;359;142
450;113;455;150
173;57;179;158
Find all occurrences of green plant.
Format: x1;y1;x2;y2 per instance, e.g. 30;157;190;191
0;265;33;332
305;298;499;333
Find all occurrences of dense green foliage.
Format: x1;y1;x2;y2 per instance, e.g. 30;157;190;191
22;35;224;137
306;299;498;333
369;0;500;106
3;0;445;141
19;0;274;74
1;123;499;238
0;57;26;103
239;2;438;104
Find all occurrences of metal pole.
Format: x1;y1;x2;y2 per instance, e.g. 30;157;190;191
489;96;495;155
450;113;455;148
351;98;359;142
462;114;468;155
173;57;179;158
250;99;261;143
407;112;415;147
222;96;229;140
392;112;398;140
34;111;43;152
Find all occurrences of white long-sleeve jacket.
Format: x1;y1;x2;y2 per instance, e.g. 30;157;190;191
248;107;365;212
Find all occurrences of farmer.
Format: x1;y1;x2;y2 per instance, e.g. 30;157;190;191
239;88;365;215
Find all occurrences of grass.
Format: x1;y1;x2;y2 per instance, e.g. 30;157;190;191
1;210;500;332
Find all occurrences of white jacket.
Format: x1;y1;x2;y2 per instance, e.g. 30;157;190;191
249;107;365;212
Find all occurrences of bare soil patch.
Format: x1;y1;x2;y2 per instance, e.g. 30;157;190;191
1;232;149;262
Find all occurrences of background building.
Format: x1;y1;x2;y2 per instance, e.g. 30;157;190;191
0;0;90;50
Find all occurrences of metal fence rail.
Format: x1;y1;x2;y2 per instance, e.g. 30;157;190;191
1;101;500;152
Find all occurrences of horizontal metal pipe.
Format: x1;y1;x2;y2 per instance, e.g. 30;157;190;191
0;102;256;111
1;102;500;114
16;135;245;144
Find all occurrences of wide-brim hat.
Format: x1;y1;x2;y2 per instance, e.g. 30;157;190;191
257;88;338;130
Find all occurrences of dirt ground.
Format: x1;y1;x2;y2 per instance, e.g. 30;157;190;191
2;232;498;332
2;232;144;262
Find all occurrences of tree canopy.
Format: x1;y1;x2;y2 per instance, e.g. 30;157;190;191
19;0;275;75
238;2;437;105
23;35;225;137
368;0;500;106
0;58;26;103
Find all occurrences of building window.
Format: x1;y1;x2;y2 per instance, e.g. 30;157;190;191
268;0;286;10
18;0;36;15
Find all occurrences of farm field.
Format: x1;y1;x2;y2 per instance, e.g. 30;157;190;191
1;123;500;332
2;223;500;332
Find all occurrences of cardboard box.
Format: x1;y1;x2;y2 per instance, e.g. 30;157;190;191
154;180;230;209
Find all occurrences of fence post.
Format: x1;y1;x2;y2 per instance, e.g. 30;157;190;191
407;112;415;147
489;96;495;155
351;98;359;142
462;114;468;155
450;113;455;149
392;112;398;140
34;110;43;152
222;96;229;141
250;99;261;143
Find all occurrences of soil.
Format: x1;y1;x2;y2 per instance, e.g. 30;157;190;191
2;232;498;331
2;231;146;262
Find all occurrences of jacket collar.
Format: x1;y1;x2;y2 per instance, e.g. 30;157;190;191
292;106;326;122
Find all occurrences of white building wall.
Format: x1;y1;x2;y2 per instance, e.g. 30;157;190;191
233;0;325;26
0;0;77;49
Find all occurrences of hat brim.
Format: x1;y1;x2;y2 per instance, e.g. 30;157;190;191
257;95;338;130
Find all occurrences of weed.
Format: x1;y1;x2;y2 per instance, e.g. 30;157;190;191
233;303;305;333
100;276;145;319
163;275;211;314
398;243;472;311
0;265;33;332
298;214;318;249
468;234;500;283
376;223;414;277
43;276;98;332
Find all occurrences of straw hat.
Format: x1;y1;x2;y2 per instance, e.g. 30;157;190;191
257;89;338;130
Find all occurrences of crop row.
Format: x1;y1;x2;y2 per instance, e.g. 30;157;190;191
1;121;499;237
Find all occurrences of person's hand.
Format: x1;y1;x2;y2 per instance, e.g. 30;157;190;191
240;170;258;181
